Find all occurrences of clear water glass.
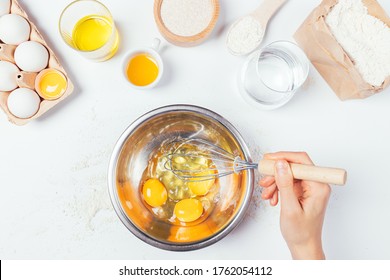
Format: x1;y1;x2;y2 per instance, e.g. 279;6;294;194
238;41;309;110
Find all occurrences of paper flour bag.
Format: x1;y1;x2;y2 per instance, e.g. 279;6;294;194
294;0;390;100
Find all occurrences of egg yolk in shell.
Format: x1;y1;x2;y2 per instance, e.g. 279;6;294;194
37;70;67;100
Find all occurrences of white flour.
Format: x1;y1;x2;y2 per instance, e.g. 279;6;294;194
161;0;213;36
227;16;265;55
326;0;390;86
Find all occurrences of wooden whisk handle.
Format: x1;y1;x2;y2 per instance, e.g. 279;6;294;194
258;159;347;186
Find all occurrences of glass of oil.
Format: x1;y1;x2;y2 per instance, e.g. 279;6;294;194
59;0;119;62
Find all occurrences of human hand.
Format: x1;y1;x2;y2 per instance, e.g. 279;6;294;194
259;152;331;260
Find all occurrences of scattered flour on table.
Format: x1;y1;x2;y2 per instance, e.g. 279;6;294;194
326;0;390;86
227;16;264;55
64;173;117;234
161;0;213;36
62;110;119;239
237;131;267;221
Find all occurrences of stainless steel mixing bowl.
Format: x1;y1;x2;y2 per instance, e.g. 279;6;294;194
108;105;254;251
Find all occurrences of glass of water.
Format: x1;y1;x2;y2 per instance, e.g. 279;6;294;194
238;41;309;110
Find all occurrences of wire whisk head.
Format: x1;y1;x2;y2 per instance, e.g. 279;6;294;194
163;138;256;182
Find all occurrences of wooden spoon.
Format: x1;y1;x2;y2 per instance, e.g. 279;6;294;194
227;0;287;56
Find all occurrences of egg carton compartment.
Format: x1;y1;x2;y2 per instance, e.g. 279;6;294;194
0;0;74;126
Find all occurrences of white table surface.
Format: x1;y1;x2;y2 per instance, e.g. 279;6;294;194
1;0;389;260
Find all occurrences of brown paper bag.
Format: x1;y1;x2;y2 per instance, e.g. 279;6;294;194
294;0;390;100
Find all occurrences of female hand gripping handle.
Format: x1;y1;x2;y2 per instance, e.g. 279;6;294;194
259;152;331;260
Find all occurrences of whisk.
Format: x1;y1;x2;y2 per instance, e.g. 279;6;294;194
164;138;347;185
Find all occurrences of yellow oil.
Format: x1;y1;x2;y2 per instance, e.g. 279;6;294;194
126;54;159;87
37;70;67;100
72;15;118;55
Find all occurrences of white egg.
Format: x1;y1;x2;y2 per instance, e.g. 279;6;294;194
0;0;11;16
0;61;18;91
7;88;41;119
0;14;30;45
14;41;49;72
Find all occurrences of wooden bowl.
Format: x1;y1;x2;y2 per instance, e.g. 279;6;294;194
154;0;220;47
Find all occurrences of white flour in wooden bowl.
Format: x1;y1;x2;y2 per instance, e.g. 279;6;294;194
326;0;390;87
161;0;213;36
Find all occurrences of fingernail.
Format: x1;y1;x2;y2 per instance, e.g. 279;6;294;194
276;160;288;175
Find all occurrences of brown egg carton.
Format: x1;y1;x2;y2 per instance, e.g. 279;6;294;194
0;0;74;126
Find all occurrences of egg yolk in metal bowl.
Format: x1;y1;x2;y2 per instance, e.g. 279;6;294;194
142;179;167;208
140;142;219;225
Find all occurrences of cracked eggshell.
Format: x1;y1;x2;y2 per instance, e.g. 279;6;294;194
0;61;18;91
14;41;49;72
7;88;41;119
0;0;11;16
0;14;30;45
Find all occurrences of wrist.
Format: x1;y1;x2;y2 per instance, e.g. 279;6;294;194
288;240;325;260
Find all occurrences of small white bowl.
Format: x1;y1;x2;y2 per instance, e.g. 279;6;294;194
122;38;164;90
